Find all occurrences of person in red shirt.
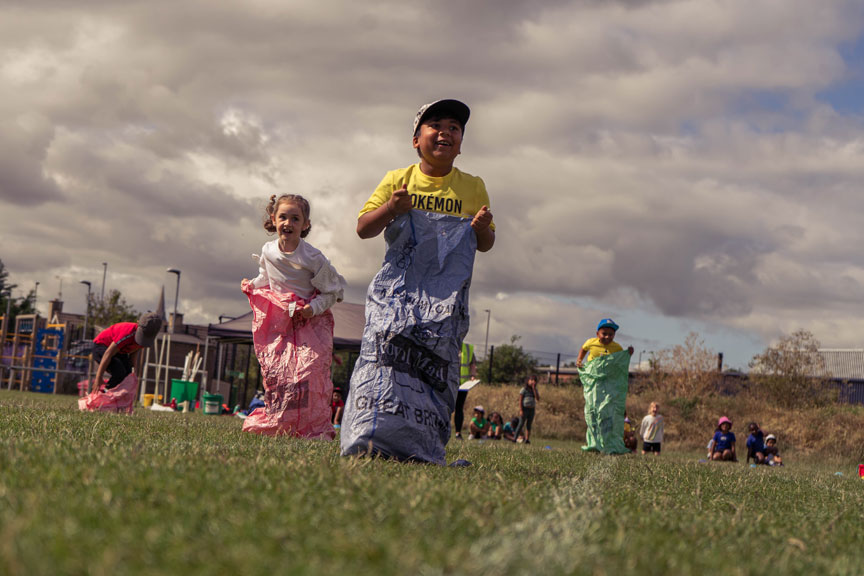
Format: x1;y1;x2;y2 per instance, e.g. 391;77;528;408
331;388;345;428
92;313;162;389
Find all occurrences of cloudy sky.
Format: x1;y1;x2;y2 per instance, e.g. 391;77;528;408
2;0;863;370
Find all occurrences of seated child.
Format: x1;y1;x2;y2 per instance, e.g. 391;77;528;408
331;388;345;428
709;416;737;461
487;412;504;440
763;434;783;466
639;402;664;455
746;422;766;464
503;416;519;442
468;406;489;439
623;415;638;452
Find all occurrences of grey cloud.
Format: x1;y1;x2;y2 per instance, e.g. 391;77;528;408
0;119;62;206
2;0;864;370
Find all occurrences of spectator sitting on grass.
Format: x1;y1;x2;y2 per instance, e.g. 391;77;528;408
709;416;737;462
503;416;519;442
746;422;766;464
623;414;637;452
468;406;489;439
763;434;784;466
487;412;503;440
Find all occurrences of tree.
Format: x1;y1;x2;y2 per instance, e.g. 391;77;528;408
748;330;831;407
88;289;139;329
0;258;37;326
476;335;538;385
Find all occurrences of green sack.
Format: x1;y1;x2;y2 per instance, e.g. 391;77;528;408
578;350;631;455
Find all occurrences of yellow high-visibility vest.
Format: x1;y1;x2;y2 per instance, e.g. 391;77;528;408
460;342;474;384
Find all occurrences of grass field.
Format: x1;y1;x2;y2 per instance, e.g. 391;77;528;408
1;390;863;576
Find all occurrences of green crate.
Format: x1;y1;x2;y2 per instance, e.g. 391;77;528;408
170;379;199;411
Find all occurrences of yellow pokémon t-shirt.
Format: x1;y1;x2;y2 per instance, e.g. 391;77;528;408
582;338;623;362
360;164;495;231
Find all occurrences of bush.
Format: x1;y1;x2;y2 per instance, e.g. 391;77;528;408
748;330;833;408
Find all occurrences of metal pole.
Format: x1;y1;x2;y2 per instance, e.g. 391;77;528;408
487;345;494;385
483;309;491;359
2;290;11;356
100;262;107;301
555;353;560;386
34;282;39;312
80;281;91;341
167;269;181;334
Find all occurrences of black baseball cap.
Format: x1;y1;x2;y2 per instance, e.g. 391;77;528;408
413;99;470;135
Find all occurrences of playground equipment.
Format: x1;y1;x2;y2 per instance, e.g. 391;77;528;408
1;313;93;394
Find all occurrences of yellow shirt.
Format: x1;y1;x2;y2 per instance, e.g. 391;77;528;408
582;338;623;362
360;164;495;231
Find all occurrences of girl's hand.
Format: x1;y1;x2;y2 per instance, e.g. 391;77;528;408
471;206;493;231
300;304;314;319
241;279;249;290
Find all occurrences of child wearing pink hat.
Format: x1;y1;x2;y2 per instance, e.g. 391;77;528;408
708;416;737;461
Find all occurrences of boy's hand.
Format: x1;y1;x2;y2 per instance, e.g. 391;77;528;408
388;184;412;215
471;205;493;231
627;346;634;356
300;304;314;319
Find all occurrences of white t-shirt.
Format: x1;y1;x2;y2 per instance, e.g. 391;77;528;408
639;413;664;443
250;239;346;316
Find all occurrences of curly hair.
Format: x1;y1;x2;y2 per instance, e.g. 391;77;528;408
263;194;311;237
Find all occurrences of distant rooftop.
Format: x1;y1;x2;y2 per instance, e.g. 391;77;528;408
817;349;864;381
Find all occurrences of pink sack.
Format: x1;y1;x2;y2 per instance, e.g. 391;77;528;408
78;373;138;414
242;285;335;439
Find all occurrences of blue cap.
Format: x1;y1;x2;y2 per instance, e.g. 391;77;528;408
596;318;619;332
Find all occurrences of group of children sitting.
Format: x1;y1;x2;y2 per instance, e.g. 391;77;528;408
466;407;528;443
707;417;784;466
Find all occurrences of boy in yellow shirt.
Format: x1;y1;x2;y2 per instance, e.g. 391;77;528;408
576;318;634;368
342;99;495;465
576;318;634;454
356;99;495;249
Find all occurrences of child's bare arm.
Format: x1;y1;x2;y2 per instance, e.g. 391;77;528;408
472;206;495;252
576;349;587;368
357;185;412;239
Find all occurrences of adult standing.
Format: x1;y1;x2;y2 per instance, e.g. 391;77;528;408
453;341;477;439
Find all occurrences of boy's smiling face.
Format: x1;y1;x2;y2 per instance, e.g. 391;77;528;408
413;116;463;171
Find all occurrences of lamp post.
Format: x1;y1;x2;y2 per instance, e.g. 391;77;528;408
483;309;491;360
100;262;107;301
34;281;39;313
2;289;11;348
166;269;181;334
80;281;91;340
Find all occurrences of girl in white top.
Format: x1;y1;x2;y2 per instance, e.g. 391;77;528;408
240;194;346;438
244;194;346;315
